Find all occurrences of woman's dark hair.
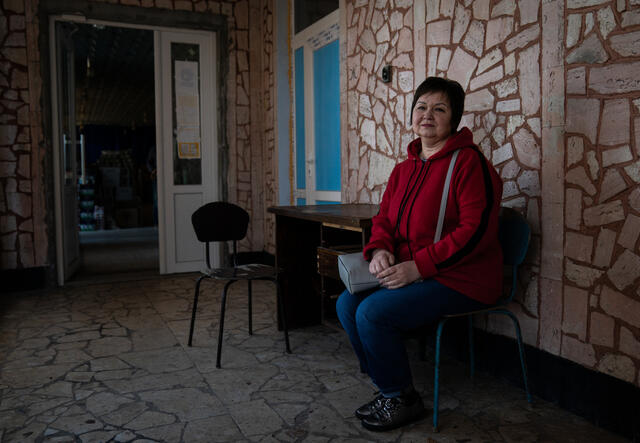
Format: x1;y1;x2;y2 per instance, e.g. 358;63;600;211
410;77;466;132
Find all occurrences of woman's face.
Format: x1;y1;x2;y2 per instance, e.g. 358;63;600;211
411;91;453;145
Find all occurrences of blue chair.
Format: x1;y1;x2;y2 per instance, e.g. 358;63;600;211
432;206;532;431
187;202;291;368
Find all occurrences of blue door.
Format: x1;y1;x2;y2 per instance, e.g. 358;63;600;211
293;12;341;205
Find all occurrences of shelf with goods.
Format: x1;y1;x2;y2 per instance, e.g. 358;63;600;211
78;177;98;231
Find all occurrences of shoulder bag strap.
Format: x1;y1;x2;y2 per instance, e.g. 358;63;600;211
434;148;460;243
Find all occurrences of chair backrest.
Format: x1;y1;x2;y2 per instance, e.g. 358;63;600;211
192;202;250;267
498;206;531;303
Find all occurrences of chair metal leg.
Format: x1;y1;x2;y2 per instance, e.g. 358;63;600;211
468;315;475;378
505;311;532;403
248;280;253;335
433;318;448;433
491;310;532;403
216;280;235;368
274;278;291;354
188;275;206;347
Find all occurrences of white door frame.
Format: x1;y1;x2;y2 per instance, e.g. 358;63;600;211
50;16;81;286
49;14;219;282
292;9;341;205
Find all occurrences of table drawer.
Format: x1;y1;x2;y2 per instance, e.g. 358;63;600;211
317;244;361;280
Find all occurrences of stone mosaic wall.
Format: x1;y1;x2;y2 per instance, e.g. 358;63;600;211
0;0;47;270
562;0;640;386
0;0;276;268
342;0;640;387
417;0;545;348
262;0;277;254
228;0;275;255
343;0;417;204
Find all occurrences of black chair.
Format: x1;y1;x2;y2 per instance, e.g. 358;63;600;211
187;201;291;368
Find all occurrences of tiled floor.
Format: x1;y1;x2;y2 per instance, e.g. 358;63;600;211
0;275;628;442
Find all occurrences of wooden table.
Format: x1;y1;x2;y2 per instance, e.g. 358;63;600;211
268;204;379;329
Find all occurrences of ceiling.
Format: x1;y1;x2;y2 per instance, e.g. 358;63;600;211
72;23;155;128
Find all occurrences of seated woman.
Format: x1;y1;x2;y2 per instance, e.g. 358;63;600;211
337;77;504;432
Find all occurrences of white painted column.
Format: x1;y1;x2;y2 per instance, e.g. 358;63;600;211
539;0;565;355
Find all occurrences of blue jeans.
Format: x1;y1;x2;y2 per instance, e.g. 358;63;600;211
336;279;486;396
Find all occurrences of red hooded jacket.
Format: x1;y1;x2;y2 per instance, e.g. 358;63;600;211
363;128;504;305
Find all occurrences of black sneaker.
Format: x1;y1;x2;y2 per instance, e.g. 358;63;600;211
355;392;385;420
361;390;425;432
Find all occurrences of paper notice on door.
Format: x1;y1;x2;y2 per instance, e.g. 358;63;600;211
175;60;201;158
177;142;200;159
175;60;198;95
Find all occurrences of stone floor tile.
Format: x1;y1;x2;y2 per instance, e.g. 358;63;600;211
317;373;360;392
323;383;376;419
201;344;260;370
26;397;73;417
258;390;314;405
295;403;361;438
74;389;94;401
269;402;309;427
113;429;136;441
0;409;28;431
136;423;184;442
78;430;120;443
182;415;243;442
298;435;332;443
94;369;135;381
48;412;103;435
89;356;131;371
2;355;53;370
53;341;90;351
1;364;75;389
4;421;47;443
202;364;279;404
85;391;136;417
228;399;284;436
65;371;94;383
102;327;128;337
131;327;179;351
101;401;148;427
35;381;74;397
53;349;93;365
102;368;206;394
139;387;225;421
124;410;176;430
119;347;194;374
87;337;133;358
57;331;101;343
423;410;493;442
21;337;51;349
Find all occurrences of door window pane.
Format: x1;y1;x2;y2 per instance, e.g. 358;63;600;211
313;39;340;192
172;42;202;185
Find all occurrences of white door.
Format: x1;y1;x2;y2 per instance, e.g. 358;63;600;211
51;21;80;284
156;30;218;273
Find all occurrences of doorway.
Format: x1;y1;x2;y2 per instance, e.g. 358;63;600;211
53;22;158;282
50;18;218;284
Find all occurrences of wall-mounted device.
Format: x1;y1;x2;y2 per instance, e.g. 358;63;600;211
382;65;392;83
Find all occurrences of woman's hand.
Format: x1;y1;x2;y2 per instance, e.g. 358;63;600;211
369;249;395;275
376;260;421;290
